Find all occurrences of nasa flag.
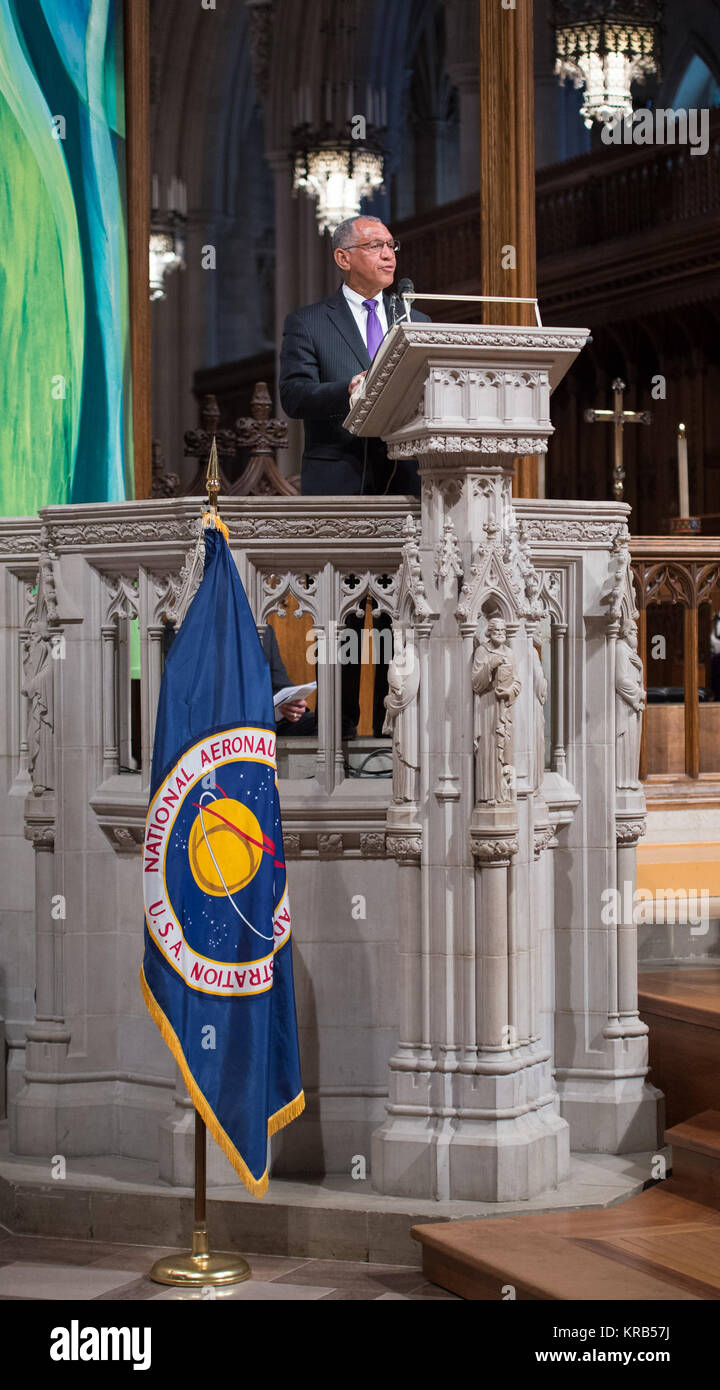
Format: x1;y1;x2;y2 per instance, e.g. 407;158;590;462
140;521;304;1197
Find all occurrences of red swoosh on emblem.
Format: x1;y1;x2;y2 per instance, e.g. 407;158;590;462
192;802;285;868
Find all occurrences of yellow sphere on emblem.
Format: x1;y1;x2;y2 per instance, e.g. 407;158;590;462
188;798;263;897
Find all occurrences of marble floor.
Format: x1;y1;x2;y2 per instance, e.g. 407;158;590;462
0;1225;459;1301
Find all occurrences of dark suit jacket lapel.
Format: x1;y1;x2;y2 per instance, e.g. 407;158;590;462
325;285;372;370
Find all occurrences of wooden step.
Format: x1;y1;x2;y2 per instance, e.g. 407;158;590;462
412;1186;720;1301
639;968;720;1126
664;1110;720;1210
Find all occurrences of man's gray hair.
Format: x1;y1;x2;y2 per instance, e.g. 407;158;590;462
332;214;384;253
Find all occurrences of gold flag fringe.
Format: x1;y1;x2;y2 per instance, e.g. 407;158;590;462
140;966;305;1200
202;510;230;541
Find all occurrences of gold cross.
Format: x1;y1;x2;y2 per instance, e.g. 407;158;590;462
584;378;651;501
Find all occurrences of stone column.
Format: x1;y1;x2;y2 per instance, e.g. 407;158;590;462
445;0;480;196
12;573;71;1152
101;624;119;780
346;323;661;1194
268;151;303;477
145;625;165;762
13;810;71;1157
19;814;70;1077
552;540;660;1152
551;621;567;777
616;828;648;1035
354;325;588;1200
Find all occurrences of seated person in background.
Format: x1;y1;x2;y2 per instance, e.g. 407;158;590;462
262;623;316;737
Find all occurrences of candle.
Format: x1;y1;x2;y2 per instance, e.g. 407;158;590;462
678;423;689;518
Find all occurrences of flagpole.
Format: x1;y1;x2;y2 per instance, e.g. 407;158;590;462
148;441;251;1290
206;433;220;517
195;1111;206;1228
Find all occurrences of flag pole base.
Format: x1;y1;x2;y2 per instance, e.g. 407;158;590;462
149;1224;251;1287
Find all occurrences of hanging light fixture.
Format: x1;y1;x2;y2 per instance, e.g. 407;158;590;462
292;122;386;236
553;2;663;129
291;83;387;235
149;175;187;301
290;0;386;235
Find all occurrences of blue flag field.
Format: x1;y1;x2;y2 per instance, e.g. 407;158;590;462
140;520;304;1197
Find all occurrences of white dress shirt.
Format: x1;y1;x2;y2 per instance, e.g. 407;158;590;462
342;283;388;352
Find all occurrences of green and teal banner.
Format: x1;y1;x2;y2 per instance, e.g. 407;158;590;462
0;0;133;515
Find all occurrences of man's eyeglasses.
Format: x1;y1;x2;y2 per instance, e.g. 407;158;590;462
344;239;400;254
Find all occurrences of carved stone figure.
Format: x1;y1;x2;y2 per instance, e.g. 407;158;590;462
22;614;55;795
532;644;548;792
471;617;521;805
615;617;645;789
382;632;420;804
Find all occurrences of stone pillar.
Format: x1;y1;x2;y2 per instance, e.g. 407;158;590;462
553;540;660;1152
616;831;646;1031
101;624;119;780
551;621;567;777
13;806;71;1151
351;324;586;1200
345;322;662;1197
445;0;480;196
145;625;165;760
268;152;303;476
12;559;71;1152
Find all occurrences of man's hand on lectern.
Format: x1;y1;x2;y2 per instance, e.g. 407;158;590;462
349;370;367;404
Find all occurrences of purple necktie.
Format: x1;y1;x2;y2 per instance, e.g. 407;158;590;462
363;298;383;359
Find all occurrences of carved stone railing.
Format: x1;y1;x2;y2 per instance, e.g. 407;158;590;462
631;536;720;787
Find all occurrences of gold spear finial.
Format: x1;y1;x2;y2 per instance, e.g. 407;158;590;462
206;434;220;515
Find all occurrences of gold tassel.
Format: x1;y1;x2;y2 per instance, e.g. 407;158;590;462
202;510;230;542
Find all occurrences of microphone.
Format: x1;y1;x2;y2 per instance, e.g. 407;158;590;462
388;278;414;329
397;278;414;323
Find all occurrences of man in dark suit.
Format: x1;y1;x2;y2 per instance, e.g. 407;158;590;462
279;215;430;497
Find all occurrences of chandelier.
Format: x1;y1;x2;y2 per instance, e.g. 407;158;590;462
149;175;187;301
292;83;386;235
553;2;663;129
293;144;385;237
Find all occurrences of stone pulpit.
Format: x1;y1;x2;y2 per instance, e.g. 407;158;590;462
345;323;660;1201
0;330;659;1207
